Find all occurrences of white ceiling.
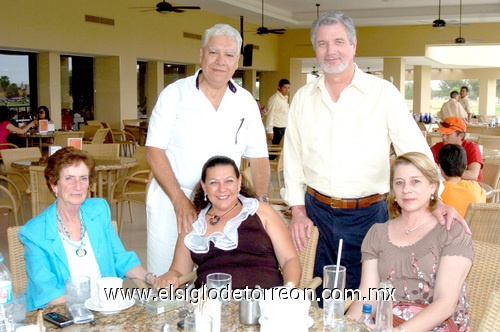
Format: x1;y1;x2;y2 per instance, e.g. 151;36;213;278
133;0;500;73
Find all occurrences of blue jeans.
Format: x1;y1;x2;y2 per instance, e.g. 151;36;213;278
305;192;388;306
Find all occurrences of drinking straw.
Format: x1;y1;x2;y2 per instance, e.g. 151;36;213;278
333;239;343;289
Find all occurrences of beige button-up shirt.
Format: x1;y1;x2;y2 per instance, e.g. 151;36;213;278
265;90;289;133
282;66;433;206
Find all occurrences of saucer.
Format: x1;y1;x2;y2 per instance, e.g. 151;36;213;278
258;316;314;328
84;297;135;315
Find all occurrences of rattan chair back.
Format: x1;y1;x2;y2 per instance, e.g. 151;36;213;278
0;147;41;195
83;143;120;158
478;291;500;331
91;128;110;144
467;241;500;331
464;203;500;244
482;162;500;202
29;165;55;216
478;135;500;150
0;175;23;226
297;226;322;291
52;131;84;147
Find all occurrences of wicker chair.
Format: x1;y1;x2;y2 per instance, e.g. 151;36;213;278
478;291;500;331
268;149;284;193
464;203;500;244
0;147;41;201
80;125;101;142
89;128;110;144
112;131;137;157
297;226;322;291
28;165;55;217
467;241;500;331
52;131;84;147
82;143;120;158
109;147;150;235
477;135;500;150
0;175;24;226
481;162;500;203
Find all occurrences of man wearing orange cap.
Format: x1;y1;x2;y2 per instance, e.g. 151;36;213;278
431;116;483;182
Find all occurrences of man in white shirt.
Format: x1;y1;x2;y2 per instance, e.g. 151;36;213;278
437;90;468;122
459;86;472;121
146;24;270;275
282;11;467;299
266;79;290;146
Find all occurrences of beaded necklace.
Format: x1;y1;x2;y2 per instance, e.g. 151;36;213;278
57;210;87;257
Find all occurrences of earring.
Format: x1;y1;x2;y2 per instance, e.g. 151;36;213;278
430;194;434;200
394;198;397;202
204;193;207;201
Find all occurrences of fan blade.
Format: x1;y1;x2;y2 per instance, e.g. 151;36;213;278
171;8;184;13
269;30;285;35
269;29;286;32
173;6;201;10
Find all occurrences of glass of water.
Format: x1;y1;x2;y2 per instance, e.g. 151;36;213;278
206;273;232;305
65;275;91;311
323;265;346;328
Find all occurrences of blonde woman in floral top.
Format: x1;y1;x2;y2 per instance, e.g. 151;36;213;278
347;152;473;332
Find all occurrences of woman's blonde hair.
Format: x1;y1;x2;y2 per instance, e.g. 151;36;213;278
388;152;440;218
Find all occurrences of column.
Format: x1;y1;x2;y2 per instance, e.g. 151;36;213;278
413;65;432;117
38;52;61;129
383;58;405;94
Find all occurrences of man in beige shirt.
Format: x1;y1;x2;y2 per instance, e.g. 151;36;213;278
437;90;468;122
282;11;467;298
459;86;472;121
266;78;290;145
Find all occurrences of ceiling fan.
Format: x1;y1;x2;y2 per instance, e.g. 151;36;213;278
311;67;320;78
453;0;481;43
430;0;467;29
129;1;200;14
256;0;286;35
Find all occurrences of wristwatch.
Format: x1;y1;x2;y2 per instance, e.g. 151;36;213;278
258;196;270;203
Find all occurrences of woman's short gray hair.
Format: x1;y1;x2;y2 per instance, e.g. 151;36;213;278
202;24;242;52
310;11;357;49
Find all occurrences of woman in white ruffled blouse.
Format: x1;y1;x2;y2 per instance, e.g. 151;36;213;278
155;155;301;290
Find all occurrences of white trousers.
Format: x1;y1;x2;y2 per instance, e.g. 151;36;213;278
146;178;192;276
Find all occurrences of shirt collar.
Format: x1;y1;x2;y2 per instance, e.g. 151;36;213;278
195;69;238;94
313;63;370;96
184;195;259;254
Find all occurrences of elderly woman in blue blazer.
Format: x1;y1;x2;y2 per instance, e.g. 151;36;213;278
20;147;156;311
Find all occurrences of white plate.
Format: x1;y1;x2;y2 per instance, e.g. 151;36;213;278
84;297;135;315
258;316;313;328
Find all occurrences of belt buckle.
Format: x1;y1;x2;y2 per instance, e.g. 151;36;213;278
330;197;342;209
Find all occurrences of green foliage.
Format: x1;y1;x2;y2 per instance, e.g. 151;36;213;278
6;83;19;99
405;81;413;100
0;76;10;91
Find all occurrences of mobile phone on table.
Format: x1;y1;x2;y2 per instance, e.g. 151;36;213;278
67;304;95;324
43;312;74;327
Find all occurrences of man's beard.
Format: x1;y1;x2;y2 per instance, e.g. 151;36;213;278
319;57;348;75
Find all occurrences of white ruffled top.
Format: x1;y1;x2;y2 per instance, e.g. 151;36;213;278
184;195;259;254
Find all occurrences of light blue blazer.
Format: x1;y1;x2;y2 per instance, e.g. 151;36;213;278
19;198;141;311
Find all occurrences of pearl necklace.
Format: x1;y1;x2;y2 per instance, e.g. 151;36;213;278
206;201;239;226
57;210;87;257
405;218;431;235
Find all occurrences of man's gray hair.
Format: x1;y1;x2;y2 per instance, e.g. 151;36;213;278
202;24;242;52
310;11;357;49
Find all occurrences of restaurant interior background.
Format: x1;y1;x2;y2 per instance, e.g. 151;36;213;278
1;0;500;131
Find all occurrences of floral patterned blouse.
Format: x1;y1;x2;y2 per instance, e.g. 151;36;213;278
362;221;473;331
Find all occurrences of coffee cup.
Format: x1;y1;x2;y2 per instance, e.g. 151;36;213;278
96;277;124;309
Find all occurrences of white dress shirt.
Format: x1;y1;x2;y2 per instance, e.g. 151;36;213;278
265;91;289;133
282;65;433;206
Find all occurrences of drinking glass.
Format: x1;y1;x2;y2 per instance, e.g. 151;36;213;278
184;314;212;332
206;273;232;305
65;275;91;311
12;292;26;327
323;265;346;328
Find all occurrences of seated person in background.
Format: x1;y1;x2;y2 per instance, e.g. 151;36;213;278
36;106;52;123
0;105;36;149
431;116;483;182
20;147;155;311
346;152;473;331
155;155;300;290
438;144;486;217
437;91;468;122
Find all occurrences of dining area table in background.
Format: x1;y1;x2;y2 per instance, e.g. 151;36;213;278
10;131;56;153
24;299;369;331
482;147;500;162
10;156;139;204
